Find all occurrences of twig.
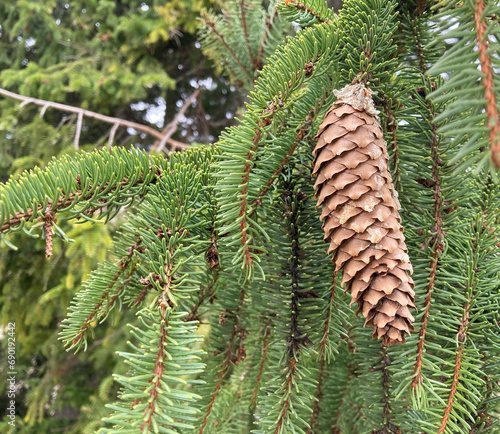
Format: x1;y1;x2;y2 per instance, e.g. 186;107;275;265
200;13;254;81
256;7;279;70
74;110;83;149
108;123;119;149
0;87;189;152
153;88;201;153
239;0;257;68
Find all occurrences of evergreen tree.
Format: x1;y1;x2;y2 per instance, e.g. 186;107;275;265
1;0;500;433
0;1;256;432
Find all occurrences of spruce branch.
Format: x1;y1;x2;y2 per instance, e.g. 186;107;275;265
329;329;357;431
140;247;177;432
199;12;255;81
281;0;335;25
408;22;446;388
255;6;279;70
438;294;471;433
60;240;142;351
411;97;445;389
199;283;247;433
250;319;272;408
378;346;397;434
474;0;500;167
308;354;327;433
239;0;258;68
318;271;339;360
252;104;317;208
2;177;146;233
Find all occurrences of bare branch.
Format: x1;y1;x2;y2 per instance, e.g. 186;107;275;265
0;87;189;152
74;110;83;150
108;123;119;149
153;88;201;153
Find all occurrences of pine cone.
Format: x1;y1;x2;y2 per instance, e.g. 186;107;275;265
312;84;415;345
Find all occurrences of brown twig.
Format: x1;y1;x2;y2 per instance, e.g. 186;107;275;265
255;7;279;70
199;286;247;433
284;0;333;25
250;319;272;407
274;358;297;433
0;87;188;152
239;127;262;269
72;241;142;345
44;208;55;258
239;0;257;68
411;116;444;389
152;88;201;153
140;241;178;430
474;0;500;167
318;271;339;358
308;357;326;433
411;18;445;390
438;296;472;433
200;13;254;81
377;346;398;434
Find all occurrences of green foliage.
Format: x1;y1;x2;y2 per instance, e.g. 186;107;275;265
428;0;500;175
199;0;290;88
0;0;239;176
278;0;336;27
215;22;339;280
2;0;500;432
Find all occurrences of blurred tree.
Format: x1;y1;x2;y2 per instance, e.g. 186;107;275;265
0;0;244;180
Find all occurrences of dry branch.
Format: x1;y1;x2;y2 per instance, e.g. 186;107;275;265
0;87;189;152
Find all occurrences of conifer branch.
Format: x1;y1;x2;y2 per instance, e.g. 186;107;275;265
253;107;315;207
474;0;500;167
140;310;169;429
318;270;339;358
255;6;279;70
185;269;219;322
131;286;149;307
308;357;326;433
0;88;188;151
381;99;401;191
283;0;333;24
411;118;443;387
1;177;144;233
250;319;272;407
285;185;311;355
379;346;397;433
437;288;472;432
330;330;356;430
274;358;298;433
239;0;257;68
199;285;247;433
411;49;445;390
71;241;141;347
240;129;262;269
199;13;254;81
140;254;176;432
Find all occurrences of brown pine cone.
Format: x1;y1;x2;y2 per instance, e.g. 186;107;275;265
312;83;415;345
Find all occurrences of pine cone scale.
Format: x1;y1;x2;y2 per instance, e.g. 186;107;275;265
312;84;415;345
